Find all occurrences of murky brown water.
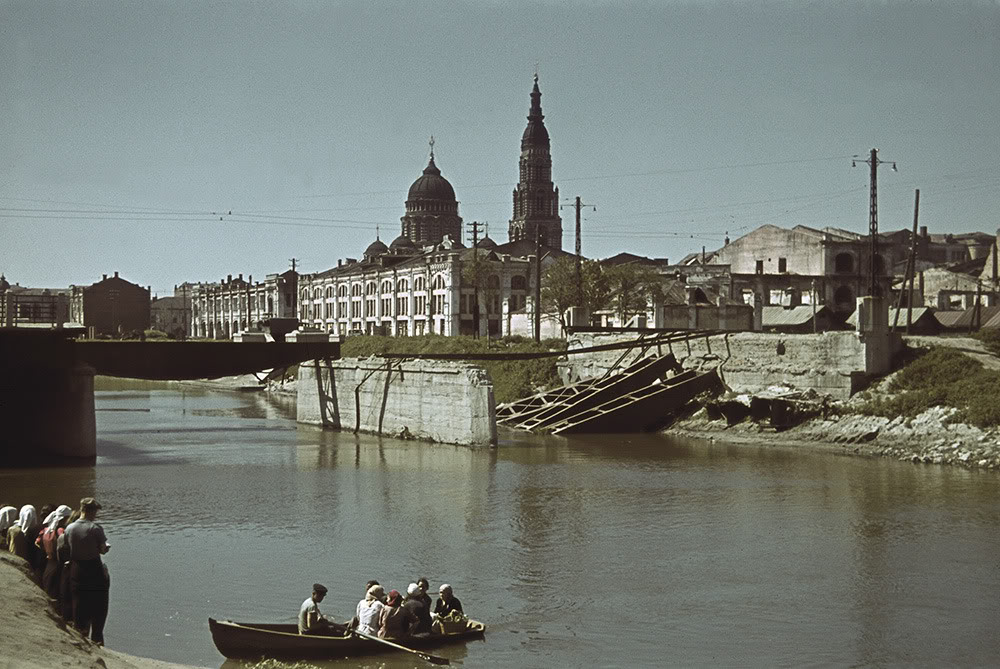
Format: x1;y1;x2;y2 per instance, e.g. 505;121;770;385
2;382;999;668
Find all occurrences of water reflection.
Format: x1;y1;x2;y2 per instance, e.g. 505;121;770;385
2;384;999;668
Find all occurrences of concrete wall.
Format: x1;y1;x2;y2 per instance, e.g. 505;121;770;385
297;357;497;446
560;329;900;399
661;304;753;331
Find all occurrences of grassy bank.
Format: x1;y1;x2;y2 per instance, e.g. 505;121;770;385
342;334;566;404
858;346;1000;427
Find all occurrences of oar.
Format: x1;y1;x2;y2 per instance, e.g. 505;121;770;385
352;628;450;665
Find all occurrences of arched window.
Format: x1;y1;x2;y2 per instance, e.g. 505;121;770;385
432;274;446;290
363;281;375;295
325;286;333;298
381;279;393;294
397;278;409;293
835;253;854;274
487;275;500;290
351;283;362;297
301;289;309;302
511;275;526;290
338;285;348;297
313;288;322;300
414;276;426;291
834;285;854;311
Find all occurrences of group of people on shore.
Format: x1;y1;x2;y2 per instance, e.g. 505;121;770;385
0;497;111;646
299;577;464;641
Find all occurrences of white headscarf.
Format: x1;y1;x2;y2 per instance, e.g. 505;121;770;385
0;506;16;534
45;505;72;532
15;505;39;538
365;584;385;602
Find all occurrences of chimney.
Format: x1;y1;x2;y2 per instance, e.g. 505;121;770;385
238;273;243;281
338;260;342;267
227;274;232;283
102;274;107;281
113;271;118;278
921;226;928;238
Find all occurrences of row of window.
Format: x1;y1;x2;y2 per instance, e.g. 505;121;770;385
301;274;527;302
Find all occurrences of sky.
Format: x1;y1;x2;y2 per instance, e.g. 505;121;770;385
2;0;999;295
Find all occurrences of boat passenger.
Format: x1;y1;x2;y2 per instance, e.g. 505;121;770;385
349;580;380;630
66;497;111;646
416;577;433;617
354;584;386;636
378;589;418;639
298;583;342;635
40;505;72;598
403;582;432;634
433;584;463;617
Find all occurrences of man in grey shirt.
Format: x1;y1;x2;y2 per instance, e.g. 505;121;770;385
66;497;110;645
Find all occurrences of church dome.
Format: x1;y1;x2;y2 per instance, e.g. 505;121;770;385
407;156;456;201
476;235;498;249
364;238;389;258
390;234;418;253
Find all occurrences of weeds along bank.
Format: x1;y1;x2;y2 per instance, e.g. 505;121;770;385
674;344;1000;471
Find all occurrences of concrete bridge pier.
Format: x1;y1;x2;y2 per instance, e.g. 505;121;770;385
1;332;97;465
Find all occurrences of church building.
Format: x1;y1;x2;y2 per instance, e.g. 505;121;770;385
297;76;567;339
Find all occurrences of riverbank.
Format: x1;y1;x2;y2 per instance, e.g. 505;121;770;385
672;396;1000;470
0;554;205;669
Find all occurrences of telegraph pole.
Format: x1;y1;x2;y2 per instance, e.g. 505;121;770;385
534;224;541;341
852;149;897;297
560;197;595;308
468;221;484;339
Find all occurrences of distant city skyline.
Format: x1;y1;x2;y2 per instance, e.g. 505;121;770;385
2;0;998;295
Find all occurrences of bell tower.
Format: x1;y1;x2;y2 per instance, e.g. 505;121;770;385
508;75;562;249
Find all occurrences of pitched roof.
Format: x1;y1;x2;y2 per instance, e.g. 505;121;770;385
936;305;1000;329
761;305;831;327
846;307;935;327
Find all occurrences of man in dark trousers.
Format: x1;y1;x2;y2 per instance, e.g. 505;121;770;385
66;497;110;645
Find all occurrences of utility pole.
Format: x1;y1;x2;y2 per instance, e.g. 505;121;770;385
852;149;897;297
534;223;541;341
468;221;484;339
560;197;595;308
892;189;919;333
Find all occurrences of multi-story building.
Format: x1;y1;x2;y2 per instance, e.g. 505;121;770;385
190;270;298;339
70;272;150;337
299;78;569;339
150;283;197;339
0;274;71;328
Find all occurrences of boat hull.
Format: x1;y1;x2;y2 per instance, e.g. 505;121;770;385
208;617;485;660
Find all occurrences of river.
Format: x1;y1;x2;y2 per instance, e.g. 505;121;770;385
2;382;999;668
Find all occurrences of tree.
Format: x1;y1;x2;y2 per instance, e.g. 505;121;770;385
461;250;502;339
540;257;609;329
603;262;665;325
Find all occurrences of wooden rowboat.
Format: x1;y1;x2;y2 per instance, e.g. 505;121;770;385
208;617;485;660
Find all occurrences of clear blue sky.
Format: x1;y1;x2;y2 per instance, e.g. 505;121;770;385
2;0;998;295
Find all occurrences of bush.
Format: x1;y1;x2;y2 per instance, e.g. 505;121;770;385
341;334;567;404
973;328;1000;356
859;346;1000;427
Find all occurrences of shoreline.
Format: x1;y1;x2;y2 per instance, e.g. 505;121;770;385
669;406;1000;470
0;554;206;669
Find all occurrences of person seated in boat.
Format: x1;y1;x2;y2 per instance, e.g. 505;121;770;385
416;577;433;614
348;579;380;630
403;582;432;634
378;589;418;639
353;584;386;636
433;584;463;618
298;583;343;635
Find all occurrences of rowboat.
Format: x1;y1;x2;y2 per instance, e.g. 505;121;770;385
208;617;486;660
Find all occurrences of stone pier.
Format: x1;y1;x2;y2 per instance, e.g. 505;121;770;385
297;357;497;446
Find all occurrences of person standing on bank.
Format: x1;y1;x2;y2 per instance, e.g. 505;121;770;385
66;498;110;646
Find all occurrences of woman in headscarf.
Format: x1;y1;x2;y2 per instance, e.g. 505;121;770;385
39;505;72;598
0;506;16;545
354;584;386;636
8;505;40;564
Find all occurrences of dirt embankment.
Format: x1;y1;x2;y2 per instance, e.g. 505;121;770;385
673;405;1000;469
0;554;204;669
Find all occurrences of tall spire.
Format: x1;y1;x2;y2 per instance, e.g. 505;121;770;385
529;74;543;119
429;135;435;161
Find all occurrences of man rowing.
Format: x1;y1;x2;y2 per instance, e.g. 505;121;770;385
298;583;345;635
